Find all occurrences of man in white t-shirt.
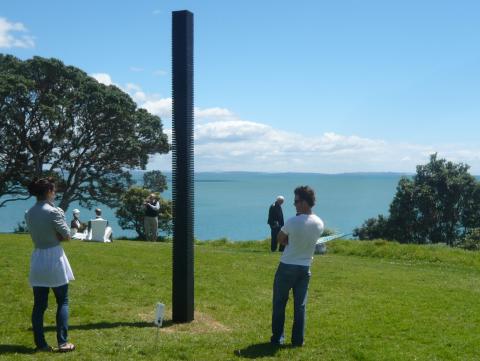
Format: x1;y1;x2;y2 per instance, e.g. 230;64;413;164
271;186;324;347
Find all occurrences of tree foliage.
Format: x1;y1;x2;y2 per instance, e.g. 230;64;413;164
353;215;388;241
115;186;172;240
355;154;480;247
456;228;480;251
0;55;169;210
143;170;168;193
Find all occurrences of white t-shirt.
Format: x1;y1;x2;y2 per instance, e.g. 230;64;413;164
280;214;324;266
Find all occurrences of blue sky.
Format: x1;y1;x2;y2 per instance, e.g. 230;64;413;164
2;0;480;173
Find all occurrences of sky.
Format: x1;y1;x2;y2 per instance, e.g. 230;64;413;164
2;0;480;173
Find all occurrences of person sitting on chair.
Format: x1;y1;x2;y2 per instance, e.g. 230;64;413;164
87;208;113;242
70;209;87;240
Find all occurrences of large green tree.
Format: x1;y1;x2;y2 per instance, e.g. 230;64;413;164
354;154;480;246
0;55;169;210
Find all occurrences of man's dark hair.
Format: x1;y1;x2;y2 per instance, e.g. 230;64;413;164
27;177;56;198
294;185;316;207
95;208;102;216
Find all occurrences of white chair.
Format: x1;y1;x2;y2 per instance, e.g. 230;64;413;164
87;219;111;242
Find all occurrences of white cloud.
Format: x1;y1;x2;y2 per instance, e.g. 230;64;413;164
0;17;35;48
124;83;148;102
90;75;480;174
153;69;167;76
130;66;144;72
142;97;172;119
152;9;162;15
125;83;142;92
195;107;236;122
91;73;114;86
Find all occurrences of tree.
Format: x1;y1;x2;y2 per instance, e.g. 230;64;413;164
355;154;480;246
353;215;389;240
143;170;168;193
387;177;418;243
0;55;169;210
412;154;478;245
116;186;172;239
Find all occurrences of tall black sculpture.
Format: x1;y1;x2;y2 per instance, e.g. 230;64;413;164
172;10;194;323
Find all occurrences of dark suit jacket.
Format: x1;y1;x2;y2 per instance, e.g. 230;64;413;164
268;203;284;229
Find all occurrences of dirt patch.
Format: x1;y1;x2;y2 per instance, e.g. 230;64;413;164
138;309;231;334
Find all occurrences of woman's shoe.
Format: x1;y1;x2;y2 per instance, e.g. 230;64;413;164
58;342;75;352
35;345;54;352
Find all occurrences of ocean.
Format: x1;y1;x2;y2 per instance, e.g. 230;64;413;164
0;172;406;241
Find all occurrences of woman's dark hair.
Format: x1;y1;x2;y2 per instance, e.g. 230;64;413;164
294;185;316;207
27;177;56;198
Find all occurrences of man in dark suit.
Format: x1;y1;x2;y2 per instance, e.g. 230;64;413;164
268;196;285;252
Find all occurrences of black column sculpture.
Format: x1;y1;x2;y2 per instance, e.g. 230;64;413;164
172;10;194;323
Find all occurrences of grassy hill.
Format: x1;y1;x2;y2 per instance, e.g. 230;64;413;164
0;235;479;361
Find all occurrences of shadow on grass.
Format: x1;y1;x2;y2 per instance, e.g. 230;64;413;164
234;342;282;359
38;320;174;332
0;344;35;355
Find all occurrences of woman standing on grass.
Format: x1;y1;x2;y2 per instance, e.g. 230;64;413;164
25;177;75;353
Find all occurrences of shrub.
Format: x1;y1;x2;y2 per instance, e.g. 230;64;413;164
457;228;480;251
353;215;389;240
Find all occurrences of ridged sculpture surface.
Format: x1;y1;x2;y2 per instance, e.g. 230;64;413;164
172;10;194;323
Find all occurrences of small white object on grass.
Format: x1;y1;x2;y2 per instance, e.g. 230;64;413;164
154;303;165;327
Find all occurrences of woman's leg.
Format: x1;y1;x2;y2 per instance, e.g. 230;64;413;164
32;287;49;348
52;284;69;346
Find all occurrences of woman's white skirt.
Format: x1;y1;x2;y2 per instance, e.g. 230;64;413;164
29;245;75;288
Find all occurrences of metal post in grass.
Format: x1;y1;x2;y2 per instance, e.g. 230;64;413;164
172;10;194;323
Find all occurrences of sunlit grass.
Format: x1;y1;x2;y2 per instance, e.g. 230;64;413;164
1;234;479;360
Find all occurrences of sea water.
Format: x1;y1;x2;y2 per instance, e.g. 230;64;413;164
0;172;405;241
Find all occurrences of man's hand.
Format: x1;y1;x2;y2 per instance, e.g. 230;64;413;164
277;230;288;246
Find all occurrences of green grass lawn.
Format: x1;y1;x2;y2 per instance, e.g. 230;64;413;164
1;235;479;361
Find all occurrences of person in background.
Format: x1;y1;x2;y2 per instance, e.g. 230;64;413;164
70;209;87;240
70;209;86;233
25;177;76;353
87;208;113;242
268;196;285;252
270;186;324;347
144;193;160;241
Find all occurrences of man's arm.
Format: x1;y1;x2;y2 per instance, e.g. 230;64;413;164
147;201;160;211
277;230;288;246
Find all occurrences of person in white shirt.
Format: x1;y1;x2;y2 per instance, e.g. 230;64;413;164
87;208;113;242
270;186;324;347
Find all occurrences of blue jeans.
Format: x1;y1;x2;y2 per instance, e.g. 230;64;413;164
271;262;311;346
32;284;69;348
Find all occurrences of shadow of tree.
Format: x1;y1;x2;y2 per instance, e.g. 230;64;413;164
36;320;174;332
0;345;35;355
234;342;281;359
